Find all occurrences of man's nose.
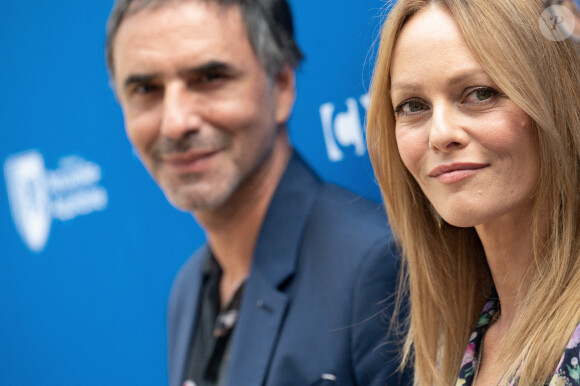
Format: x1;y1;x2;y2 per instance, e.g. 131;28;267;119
428;104;469;152
160;84;202;140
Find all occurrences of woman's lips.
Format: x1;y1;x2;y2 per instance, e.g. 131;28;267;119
428;162;489;184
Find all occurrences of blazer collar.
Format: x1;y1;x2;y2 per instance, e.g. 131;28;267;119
171;245;208;386
251;152;322;287
226;152;322;385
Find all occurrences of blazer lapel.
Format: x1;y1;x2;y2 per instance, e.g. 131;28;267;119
226;153;322;386
169;246;208;386
226;268;289;385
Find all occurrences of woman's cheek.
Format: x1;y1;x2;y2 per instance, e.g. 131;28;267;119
396;128;427;176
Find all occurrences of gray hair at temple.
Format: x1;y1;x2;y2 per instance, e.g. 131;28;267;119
105;0;304;79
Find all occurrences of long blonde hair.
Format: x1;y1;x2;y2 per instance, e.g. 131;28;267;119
367;0;580;384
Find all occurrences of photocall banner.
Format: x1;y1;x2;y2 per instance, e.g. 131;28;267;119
0;1;391;384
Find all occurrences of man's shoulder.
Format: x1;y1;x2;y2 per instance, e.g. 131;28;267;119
265;153;394;258
310;181;392;241
278;153;395;265
293;179;398;284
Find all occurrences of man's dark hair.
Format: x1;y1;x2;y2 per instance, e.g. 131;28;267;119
105;0;304;79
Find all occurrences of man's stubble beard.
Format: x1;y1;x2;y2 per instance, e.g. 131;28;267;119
162;166;244;213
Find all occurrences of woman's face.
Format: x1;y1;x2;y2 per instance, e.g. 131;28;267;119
390;5;539;228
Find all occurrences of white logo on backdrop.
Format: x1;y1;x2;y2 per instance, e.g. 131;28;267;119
4;150;108;253
320;93;369;162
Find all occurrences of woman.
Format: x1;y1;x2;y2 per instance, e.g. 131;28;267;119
366;0;580;384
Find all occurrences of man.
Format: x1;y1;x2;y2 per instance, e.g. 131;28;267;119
106;0;409;385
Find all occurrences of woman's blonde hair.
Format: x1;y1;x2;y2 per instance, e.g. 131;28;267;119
367;0;580;384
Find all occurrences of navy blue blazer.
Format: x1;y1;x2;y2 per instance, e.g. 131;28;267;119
168;153;409;386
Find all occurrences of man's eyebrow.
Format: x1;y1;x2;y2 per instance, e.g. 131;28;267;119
179;61;236;77
121;61;238;90
123;73;158;90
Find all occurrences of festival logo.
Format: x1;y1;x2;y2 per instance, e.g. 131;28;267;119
4;150;108;253
319;93;369;162
4;151;51;253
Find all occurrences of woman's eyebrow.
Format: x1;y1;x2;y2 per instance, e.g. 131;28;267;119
390;82;421;97
390;69;491;96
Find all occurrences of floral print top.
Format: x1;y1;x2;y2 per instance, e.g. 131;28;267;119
456;291;580;386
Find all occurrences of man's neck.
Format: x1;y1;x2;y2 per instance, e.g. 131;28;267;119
194;132;292;304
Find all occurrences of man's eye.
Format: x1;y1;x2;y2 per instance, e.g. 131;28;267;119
134;83;159;95
199;72;224;83
395;99;429;116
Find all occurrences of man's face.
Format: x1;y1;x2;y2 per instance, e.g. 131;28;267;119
112;0;295;212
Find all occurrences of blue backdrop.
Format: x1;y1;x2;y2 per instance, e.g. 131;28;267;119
0;1;391;384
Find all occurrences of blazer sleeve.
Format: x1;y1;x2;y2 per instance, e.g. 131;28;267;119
350;237;413;386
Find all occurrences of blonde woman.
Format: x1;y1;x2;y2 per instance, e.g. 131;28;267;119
367;0;580;384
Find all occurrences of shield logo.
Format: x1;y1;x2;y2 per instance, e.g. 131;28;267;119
4;150;52;252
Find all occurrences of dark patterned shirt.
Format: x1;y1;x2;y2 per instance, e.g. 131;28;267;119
183;255;245;386
456;290;580;386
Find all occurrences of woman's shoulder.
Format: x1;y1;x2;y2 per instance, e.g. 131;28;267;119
550;322;580;385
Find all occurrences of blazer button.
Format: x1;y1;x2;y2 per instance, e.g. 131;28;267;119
256;299;273;313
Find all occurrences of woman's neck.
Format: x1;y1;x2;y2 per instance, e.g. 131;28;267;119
475;207;535;330
472;208;536;386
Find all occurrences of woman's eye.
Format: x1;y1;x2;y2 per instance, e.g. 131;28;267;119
408;101;425;112
465;87;497;103
395;99;428;116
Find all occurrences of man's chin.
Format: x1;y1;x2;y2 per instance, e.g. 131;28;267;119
166;195;220;213
163;186;232;213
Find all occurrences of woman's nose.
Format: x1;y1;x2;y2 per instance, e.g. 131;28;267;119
428;104;470;152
